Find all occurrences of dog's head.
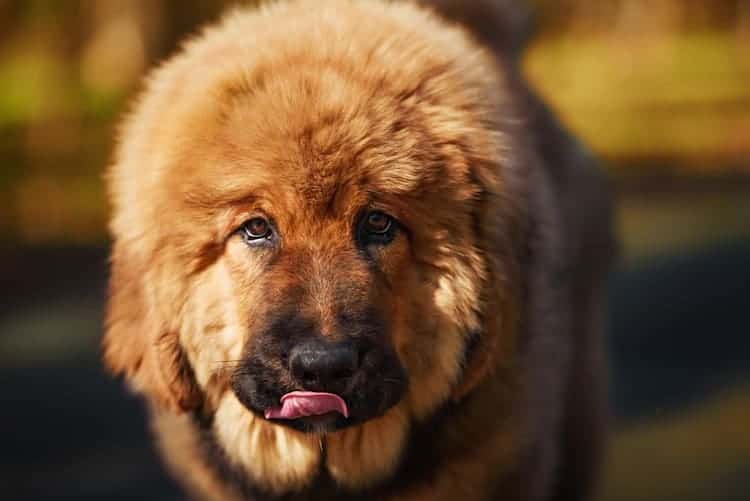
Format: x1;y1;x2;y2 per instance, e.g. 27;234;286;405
104;0;525;492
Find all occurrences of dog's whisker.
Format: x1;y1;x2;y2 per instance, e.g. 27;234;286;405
382;378;405;384
213;359;245;365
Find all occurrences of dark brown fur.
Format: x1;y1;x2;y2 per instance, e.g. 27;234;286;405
103;1;614;500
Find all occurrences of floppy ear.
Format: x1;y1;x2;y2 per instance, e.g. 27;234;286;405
451;157;524;402
103;242;201;412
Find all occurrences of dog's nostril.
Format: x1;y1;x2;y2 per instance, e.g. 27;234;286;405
289;340;359;388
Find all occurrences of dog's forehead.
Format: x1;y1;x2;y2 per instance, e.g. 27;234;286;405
192;88;436;212
170;54;491;221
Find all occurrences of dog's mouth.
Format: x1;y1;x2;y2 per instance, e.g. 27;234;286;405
232;366;406;433
262;392;350;433
244;381;403;433
264;391;349;420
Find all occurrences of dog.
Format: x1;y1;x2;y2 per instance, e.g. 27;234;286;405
103;0;614;499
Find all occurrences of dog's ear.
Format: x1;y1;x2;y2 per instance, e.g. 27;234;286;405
103;242;201;412
451;158;523;402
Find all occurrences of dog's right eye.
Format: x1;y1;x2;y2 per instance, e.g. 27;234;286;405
240;217;274;244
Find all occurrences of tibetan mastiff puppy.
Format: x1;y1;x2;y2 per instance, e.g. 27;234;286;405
103;0;614;500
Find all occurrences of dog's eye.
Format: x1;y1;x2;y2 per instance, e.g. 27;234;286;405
358;211;396;246
240;217;273;243
364;212;392;234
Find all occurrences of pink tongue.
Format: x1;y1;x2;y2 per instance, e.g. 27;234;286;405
264;391;349;420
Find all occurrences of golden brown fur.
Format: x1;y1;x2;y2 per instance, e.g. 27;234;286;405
103;1;613;500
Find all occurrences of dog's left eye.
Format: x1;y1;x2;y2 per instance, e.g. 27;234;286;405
240;217;274;244
358;210;397;246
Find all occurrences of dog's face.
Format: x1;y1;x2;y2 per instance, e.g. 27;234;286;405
104;0;523;492
172;68;495;431
217;111;425;433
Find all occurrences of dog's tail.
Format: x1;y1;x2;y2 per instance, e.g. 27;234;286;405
417;0;534;58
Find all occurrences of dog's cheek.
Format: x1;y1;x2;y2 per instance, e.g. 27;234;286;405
400;317;466;420
179;257;249;396
393;247;484;420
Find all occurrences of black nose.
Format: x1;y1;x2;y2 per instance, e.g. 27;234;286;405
289;340;359;390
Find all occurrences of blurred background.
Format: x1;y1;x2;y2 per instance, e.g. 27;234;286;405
1;1;748;500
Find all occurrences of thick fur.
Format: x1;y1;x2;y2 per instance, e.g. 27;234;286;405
103;1;614;500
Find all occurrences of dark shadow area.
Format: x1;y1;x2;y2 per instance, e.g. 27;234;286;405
0;247;181;500
609;240;750;420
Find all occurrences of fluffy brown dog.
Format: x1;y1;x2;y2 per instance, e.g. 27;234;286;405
103;1;614;500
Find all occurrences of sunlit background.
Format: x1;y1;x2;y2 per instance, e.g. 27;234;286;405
2;1;749;500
